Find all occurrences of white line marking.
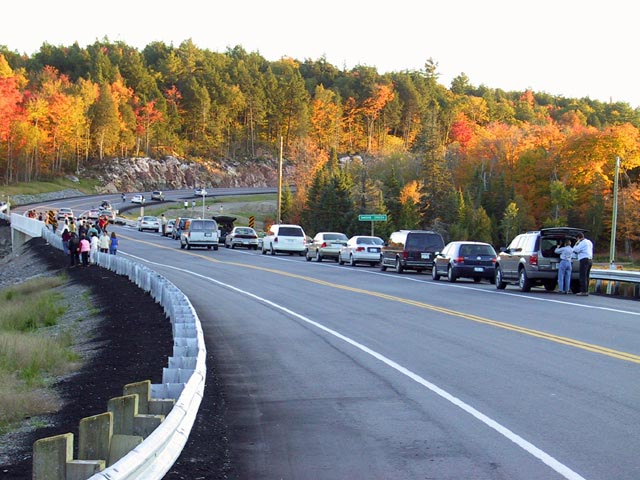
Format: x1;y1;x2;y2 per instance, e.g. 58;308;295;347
124;252;588;480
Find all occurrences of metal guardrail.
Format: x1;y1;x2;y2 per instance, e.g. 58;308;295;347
591;268;640;283
37;224;207;479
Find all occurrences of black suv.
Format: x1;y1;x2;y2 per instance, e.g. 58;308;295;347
380;230;445;273
495;227;586;292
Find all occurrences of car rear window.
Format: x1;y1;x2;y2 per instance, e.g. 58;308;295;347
459;244;495;256
190;220;216;231
278;227;303;237
236;228;254;235
406;233;444;250
359;237;383;245
325;233;348;241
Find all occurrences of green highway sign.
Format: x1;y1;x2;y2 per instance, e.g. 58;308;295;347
358;214;387;222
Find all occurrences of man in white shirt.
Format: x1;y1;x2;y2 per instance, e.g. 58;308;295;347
572;232;593;296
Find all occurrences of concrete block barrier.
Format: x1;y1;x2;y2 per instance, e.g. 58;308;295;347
32;228;207;480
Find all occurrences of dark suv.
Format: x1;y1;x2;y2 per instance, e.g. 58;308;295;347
495;227;586;292
380;230;445;273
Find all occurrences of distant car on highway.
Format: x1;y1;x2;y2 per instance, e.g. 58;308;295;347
194;188;207;196
151;190;165;201
56;207;74;221
338;235;384;266
137;215;160;232
131;194;145;204
164;219;175;237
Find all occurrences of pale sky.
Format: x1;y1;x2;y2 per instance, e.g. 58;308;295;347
2;0;638;108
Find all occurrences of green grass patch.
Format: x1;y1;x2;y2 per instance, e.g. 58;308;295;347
0;277;67;332
0;177;99;198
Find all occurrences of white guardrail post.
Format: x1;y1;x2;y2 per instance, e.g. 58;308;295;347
38;228;206;479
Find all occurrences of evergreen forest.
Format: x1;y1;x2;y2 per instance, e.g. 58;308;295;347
1;39;640;254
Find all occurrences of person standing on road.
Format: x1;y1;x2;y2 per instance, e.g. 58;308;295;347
68;232;80;267
573;232;593;296
161;214;167;235
99;230;110;253
61;228;71;255
79;234;90;267
554;239;573;294
109;232;119;255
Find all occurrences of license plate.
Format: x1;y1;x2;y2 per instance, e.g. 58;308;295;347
421;253;430;259
369;247;380;253
205;232;211;237
474;267;484;272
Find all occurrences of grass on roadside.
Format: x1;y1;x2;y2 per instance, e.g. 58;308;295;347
0;177;100;198
0;275;80;434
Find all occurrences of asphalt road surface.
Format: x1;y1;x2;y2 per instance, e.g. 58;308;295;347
108;223;639;480
10;196;640;479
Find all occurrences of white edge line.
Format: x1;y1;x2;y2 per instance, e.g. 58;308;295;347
123;251;588;480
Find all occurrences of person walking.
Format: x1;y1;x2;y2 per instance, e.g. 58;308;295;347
79;234;91;267
572;231;593;296
554;239;573;294
89;232;99;264
109;232;119;255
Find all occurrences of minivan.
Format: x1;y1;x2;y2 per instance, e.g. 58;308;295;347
180;218;219;250
380;230;445;273
495;227;585;292
261;224;307;255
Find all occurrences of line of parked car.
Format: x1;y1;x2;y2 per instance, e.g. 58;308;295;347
136;212;588;294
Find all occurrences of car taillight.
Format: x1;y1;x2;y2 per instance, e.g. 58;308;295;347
321;242;327;248
491;257;497;264
402;250;409;260
530;254;538;266
356;246;365;252
455;256;464;264
274;236;278;243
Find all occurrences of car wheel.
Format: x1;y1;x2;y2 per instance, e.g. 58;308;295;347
518;268;532;292
447;266;457;283
338;254;344;265
432;265;440;281
306;251;312;261
495;267;507;290
395;258;404;273
349;255;356;267
316;252;323;262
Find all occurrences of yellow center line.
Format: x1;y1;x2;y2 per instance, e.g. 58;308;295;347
121;233;640;364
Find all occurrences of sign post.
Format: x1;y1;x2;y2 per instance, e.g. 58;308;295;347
358;214;387;236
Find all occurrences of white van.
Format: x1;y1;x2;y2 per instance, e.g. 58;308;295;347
261;224;307;256
180;219;219;250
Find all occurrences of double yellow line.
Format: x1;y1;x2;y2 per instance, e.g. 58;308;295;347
123;233;640;365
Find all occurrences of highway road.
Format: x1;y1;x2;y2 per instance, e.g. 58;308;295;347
14;194;640;479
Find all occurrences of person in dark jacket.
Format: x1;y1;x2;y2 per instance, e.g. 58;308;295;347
68;232;80;267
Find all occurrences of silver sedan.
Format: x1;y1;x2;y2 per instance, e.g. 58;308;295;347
338;235;384;266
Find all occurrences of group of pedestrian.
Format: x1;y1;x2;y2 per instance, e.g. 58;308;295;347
61;216;119;268
554;232;593;296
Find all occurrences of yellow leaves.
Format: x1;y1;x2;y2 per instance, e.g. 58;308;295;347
0;55;13;78
400;180;422;205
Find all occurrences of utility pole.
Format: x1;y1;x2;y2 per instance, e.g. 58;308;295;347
277;136;283;224
609;156;620;268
